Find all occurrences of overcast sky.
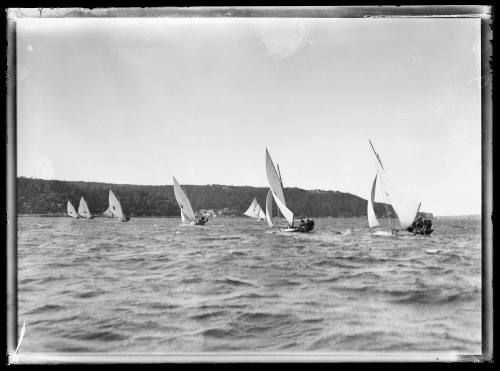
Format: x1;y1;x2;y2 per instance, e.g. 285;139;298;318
17;17;481;215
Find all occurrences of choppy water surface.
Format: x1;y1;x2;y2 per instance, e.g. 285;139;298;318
17;216;481;354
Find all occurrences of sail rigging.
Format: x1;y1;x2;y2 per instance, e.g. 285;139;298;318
367;173;380;228
67;201;79;218
172;177;196;224
368;140;420;229
78;196;92;219
265;149;294;227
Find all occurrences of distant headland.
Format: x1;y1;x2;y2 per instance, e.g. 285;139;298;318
17;177;395;218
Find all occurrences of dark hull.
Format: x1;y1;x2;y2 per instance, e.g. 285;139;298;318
413;229;434;235
286;220;315;233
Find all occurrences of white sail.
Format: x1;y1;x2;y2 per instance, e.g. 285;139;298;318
266;149;286;205
258;208;266;220
265;149;294;227
102;206;114;217
180;208;192;223
108;189;124;220
67;201;78;218
78;196;92;219
243;198;265;219
369;140;420;229
367;173;380;228
173;177;196;224
265;189;274;227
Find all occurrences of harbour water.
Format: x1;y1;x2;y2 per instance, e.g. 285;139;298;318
17;216;481;354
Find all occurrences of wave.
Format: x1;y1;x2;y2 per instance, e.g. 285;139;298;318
25;304;65;315
189;310;229;321
181;277;203;284
199;236;242;242
237;312;296;324
66;330;128;342
387;288;478;305
215;277;257;287
75;290;105;299
200;328;240;339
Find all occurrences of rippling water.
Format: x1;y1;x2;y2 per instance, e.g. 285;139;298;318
17;216;481;354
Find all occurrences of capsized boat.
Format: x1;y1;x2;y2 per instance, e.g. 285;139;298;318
265;148;314;233
243;198;266;221
78;196;93;219
104;189;129;222
368;139;433;235
172;177;208;226
67;200;79;218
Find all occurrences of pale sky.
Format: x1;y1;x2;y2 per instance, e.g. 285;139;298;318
17;17;481;215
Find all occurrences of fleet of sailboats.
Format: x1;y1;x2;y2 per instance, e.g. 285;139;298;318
61;144;432;236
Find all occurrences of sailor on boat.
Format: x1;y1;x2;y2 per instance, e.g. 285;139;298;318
406;215;433;235
297;217;315;233
195;215;208;226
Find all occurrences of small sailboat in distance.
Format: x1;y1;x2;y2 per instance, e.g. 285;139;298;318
243;198;266;221
78;196;93;219
67;200;79;218
265;148;314;233
368;139;433;235
104;189;129;222
172;176;208;226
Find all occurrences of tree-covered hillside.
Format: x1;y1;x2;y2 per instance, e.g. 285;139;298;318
16;177;393;218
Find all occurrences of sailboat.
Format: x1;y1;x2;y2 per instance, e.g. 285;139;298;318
77;196;93;219
103;189;129;222
172;177;208;226
368;139;432;235
243;198;266;221
67;201;79;218
265;148;314;233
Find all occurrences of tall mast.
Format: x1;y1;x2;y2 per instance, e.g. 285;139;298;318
369;139;385;171
276;163;283;223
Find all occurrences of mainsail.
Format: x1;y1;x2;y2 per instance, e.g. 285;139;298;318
265;149;294;227
265;189;274;227
67;201;79;218
78;196;92;219
369;140;421;229
243;198;265;220
108;189;124;220
103;206;114;217
367;173;380;228
173;177;196;224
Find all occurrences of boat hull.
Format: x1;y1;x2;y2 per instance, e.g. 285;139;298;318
282;219;315;233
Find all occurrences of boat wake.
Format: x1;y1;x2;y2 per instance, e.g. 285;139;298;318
372;230;395;237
